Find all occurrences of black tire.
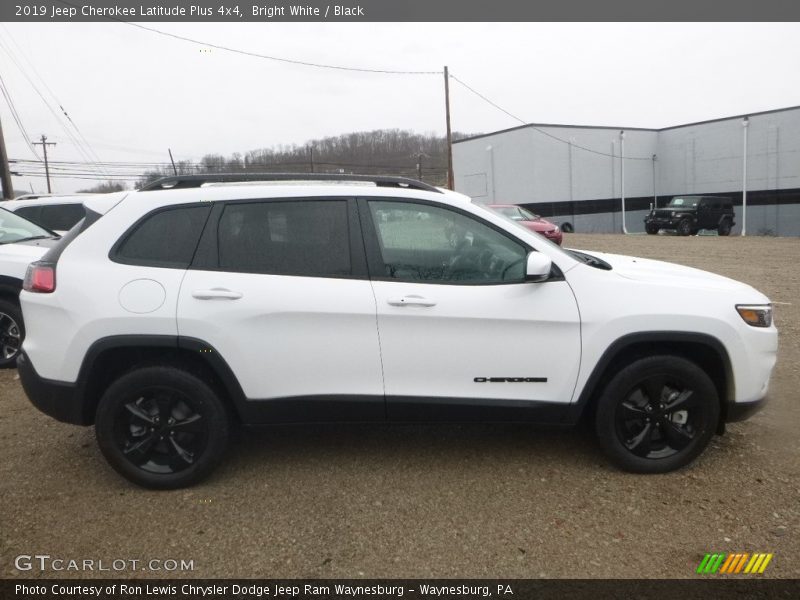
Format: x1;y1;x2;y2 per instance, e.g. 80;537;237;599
718;219;732;236
0;298;24;369
595;355;719;473
95;366;229;489
677;219;693;236
645;225;659;235
561;222;574;234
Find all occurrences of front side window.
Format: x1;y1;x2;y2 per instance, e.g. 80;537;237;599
368;201;527;284
114;205;211;268
217;200;351;277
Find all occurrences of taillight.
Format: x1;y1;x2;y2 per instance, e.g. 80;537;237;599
23;262;56;293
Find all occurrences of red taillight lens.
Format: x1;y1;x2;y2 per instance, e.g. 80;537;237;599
23;262;55;293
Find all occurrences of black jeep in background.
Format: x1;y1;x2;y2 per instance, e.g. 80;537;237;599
645;196;735;236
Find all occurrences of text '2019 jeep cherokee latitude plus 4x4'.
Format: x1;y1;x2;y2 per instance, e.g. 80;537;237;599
18;175;777;489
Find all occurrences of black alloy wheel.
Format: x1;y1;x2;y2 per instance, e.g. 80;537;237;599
645;225;659;235
0;299;24;368
95;366;229;489
718;219;732;236
677;219;693;236
595;356;719;473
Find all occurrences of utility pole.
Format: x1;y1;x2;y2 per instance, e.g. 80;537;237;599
168;148;178;175
444;66;454;190
417;153;423;181
32;135;56;193
0;116;14;199
308;145;314;173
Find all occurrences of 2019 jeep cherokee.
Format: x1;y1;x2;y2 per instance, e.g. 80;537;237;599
18;175;777;488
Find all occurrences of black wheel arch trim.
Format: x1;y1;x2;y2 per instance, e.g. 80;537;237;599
69;335;248;424
568;331;734;424
0;275;23;298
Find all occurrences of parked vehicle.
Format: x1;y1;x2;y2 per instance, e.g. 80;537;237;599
0;208;60;367
645;196;735;236
488;204;563;245
3;194;94;234
18;174;776;488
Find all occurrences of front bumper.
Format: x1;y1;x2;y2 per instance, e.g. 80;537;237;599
726;396;767;422
17;351;91;425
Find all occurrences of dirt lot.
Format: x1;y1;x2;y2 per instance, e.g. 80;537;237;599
1;234;798;579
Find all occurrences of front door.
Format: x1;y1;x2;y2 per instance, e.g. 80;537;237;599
360;198;581;422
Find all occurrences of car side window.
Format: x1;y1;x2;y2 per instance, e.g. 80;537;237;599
217;200;351;277
114;205;211;268
39;204;86;231
368;201;527;284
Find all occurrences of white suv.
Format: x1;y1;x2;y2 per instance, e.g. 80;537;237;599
18;174;778;489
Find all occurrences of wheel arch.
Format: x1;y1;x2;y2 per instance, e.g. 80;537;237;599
75;335;247;425
570;332;734;429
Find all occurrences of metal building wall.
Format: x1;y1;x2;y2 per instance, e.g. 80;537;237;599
453;106;800;236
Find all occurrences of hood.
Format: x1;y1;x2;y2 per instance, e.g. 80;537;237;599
0;238;56;257
574;249;767;297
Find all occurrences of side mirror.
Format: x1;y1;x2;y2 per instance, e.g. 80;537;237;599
525;252;552;282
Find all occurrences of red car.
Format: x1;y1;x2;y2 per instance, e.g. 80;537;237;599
488;204;563;245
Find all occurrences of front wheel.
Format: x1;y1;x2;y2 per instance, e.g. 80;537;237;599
95;366;229;489
645;225;659;235
0;299;24;369
677;219;693;236
595;356;719;473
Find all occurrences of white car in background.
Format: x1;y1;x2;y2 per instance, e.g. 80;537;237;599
0;208;60;367
3;194;93;234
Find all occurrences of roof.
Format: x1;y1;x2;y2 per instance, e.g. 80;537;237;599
454;104;800;144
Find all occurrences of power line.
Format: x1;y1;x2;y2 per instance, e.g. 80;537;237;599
0;74;42;159
54;0;440;76
0;34;110;176
449;72;653;161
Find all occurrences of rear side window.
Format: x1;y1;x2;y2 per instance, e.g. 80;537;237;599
113;205;211;268
217;200;350;277
39;204;85;231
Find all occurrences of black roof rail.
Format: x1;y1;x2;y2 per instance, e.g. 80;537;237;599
138;173;443;193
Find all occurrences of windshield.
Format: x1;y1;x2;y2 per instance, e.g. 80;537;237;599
0;207;54;244
667;197;700;208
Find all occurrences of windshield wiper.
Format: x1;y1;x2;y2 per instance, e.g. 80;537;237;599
7;235;55;244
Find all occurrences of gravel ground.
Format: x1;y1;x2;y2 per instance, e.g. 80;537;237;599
1;233;798;579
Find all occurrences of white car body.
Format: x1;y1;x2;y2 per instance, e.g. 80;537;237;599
16;177;778;484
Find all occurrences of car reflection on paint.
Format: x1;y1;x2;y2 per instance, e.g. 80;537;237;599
488;204;563;245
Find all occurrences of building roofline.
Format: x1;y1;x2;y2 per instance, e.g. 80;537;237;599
454;104;800;144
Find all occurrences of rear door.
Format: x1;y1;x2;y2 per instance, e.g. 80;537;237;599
360;198;581;422
177;197;384;422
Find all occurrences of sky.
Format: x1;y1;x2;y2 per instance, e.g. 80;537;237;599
1;21;799;193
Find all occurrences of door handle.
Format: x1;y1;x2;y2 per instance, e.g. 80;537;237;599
387;295;437;307
191;288;243;300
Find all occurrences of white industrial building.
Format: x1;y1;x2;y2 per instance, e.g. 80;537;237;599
453;105;800;236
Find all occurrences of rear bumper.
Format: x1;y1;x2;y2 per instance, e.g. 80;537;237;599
17;351;91;425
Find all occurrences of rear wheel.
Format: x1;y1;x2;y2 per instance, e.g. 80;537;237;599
595;356;719;473
718;219;732;236
0;299;23;369
677;219;693;236
95;366;229;489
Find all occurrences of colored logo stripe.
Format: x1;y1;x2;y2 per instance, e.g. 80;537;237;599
698;552;773;574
